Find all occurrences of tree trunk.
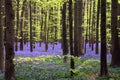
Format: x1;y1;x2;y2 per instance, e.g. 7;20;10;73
96;0;100;54
0;0;4;71
40;8;44;47
74;0;83;56
77;0;83;56
5;0;15;79
62;2;68;63
54;26;57;42
15;0;19;51
44;11;48;52
24;2;29;45
111;0;120;67
29;1;33;52
20;0;27;51
89;0;92;48
74;0;79;57
33;2;36;49
84;0;89;53
91;0;96;51
100;0;108;76
118;4;120;55
69;0;75;76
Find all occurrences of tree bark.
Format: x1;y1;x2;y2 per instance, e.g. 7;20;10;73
91;0;96;51
88;0;92;47
74;0;79;57
20;0;27;51
24;2;29;45
62;2;68;63
40;8;44;47
111;0;120;67
33;2;36;48
96;0;100;54
5;0;15;79
0;0;5;71
29;1;33;52
69;0;75;76
77;0;83;56
44;10;48;52
74;0;83;56
15;0;19;51
100;0;108;76
84;0;89;53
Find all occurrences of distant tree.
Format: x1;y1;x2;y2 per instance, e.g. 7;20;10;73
100;0;108;76
91;0;96;51
24;2;29;45
0;0;5;71
29;1;33;52
69;0;75;76
96;0;100;54
62;2;68;63
84;0;89;53
33;2;37;48
15;0;19;51
39;8;44;47
110;0;120;67
88;0;92;47
44;10;48;52
4;0;15;79
20;0;27;51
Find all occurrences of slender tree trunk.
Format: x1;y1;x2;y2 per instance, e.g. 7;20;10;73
111;0;120;67
74;0;79;57
89;1;92;47
54;26;57;42
77;0;83;56
24;3;28;45
0;0;4;71
29;1;33;52
62;2;68;63
5;0;15;79
96;0;100;54
91;0;95;51
69;0;75;76
44;11;48;51
20;0;27;51
84;0;89;53
15;0;19;51
40;8;43;47
33;2;36;49
100;0;108;76
118;4;120;54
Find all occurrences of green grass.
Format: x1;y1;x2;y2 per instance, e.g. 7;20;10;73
0;55;120;80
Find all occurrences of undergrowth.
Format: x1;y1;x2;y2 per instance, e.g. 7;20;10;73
0;55;120;80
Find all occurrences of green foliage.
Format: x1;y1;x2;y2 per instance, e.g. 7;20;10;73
1;55;120;80
82;59;100;68
70;69;79;74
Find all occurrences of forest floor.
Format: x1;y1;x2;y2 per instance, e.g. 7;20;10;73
0;42;120;80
